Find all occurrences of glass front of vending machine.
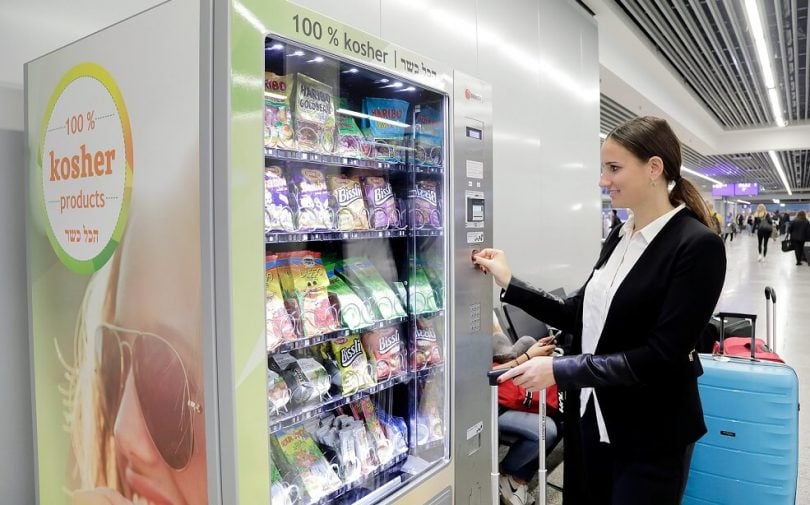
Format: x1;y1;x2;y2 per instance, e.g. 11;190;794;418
262;36;450;505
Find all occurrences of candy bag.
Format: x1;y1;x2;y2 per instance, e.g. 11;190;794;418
336;98;367;158
264;72;296;150
287;251;338;337
337;258;406;320
275;426;342;500
408;265;439;314
413;317;443;369
267;369;291;415
328;174;369;231
292;166;334;231
414;179;441;228
361;326;404;381
362;176;398;229
354;398;394;464
328;335;375;395
327;272;374;330
264;165;295;233
412;104;443;167
362;97;410;163
266;255;297;350
293;74;336;154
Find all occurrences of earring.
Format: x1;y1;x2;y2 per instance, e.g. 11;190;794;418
649;179;657;187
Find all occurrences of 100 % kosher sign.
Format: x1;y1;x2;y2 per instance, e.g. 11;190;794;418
291;14;390;65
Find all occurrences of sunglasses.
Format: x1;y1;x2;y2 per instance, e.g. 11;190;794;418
98;323;202;470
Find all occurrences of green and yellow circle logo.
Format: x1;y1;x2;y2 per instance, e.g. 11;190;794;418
38;62;133;274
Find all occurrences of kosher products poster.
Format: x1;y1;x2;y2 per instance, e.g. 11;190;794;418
26;2;207;504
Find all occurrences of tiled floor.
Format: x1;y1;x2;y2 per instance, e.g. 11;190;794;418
514;231;808;504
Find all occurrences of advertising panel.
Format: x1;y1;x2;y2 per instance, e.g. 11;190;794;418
26;2;207;504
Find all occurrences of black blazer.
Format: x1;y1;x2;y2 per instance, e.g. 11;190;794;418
502;208;726;456
789;218;810;242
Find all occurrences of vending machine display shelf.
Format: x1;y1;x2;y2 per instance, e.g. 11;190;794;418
269;372;411;433
264;149;444;175
410;229;443;238
414;363;445;380
411;309;445;320
315;453;408;505
265;228;408;244
270;316;408;354
416;439;446;451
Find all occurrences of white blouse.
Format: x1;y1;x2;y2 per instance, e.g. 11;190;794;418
580;204;685;442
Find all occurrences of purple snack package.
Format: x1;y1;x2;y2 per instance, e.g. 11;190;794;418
362;176;397;229
292;166;334;231
265;165;295;232
414;179;441;228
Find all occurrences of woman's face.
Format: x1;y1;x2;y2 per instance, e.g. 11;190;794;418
110;196;206;505
599;138;658;210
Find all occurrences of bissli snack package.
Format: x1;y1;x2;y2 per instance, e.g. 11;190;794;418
264;72;296;150
328;335;375;395
292;166;334;231
287;251;338;337
327;174;369;231
414;179;441;228
362;97;410;163
408;264;439;314
412;104;443;167
264;165;295;233
361;326;404;381
293;74;336;154
275;426;342;500
336;97;368;158
362;176;397;229
412;317;443;369
337;257;406;320
327;272;374;330
266;255;297;350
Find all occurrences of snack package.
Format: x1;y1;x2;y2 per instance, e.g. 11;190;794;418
267;369;292;415
298;358;332;400
337;258;406;320
269;353;319;405
362;176;398;229
291;166;334;231
421;378;445;442
351;421;379;475
412;318;443;369
275;426;342;500
412;104;443;167
293;74;336;154
266;255;297;350
264;72;296;150
361;326;405;381
328;335;375;395
328;174;369;231
414;179;441;228
376;408;409;455
327;272;374;330
362;97;410;163
264;165;295;233
336;98;368;158
353;398;394;464
285;251;338;337
420;260;444;309
409;265;439;314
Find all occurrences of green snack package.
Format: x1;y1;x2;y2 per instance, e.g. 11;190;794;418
284;251;338;337
338;258;406;320
409;265;439;314
420;261;444;308
329;335;375;395
275;426;342;500
327;272;374;330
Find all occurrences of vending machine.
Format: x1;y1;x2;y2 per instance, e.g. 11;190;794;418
25;1;493;504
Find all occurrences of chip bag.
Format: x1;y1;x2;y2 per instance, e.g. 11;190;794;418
362;176;398;229
328;335;375;395
293;74;336;154
327;272;374;330
264;72;296;150
414;179;441;228
337;257;406;320
275;426;342;500
361;326;405;381
413;317;443;369
328;174;369;231
292;166;334;231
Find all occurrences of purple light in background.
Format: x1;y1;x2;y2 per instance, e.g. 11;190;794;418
734;182;759;196
711;184;734;197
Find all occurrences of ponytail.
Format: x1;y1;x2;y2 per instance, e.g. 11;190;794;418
669;178;712;228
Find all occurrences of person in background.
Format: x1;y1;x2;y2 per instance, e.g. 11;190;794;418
706;202;722;235
474;116;726;505
737;213;744;232
610;209;623;231
754;204;773;262
747;214;755;234
782;211;791;236
723;213;736;243
788;211;810;265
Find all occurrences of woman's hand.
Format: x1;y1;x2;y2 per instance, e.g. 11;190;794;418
72;489;133;505
498;356;556;392
493;336;556;370
472;248;513;288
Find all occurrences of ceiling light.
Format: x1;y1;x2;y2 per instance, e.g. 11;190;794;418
768;150;792;195
267;43;284;50
681;166;722;185
737;199;751;205
336;108;410;128
291;50;305;57
307;56;325;63
780;203;786;207
772;198;781;204
342;68;359;74
744;0;786;127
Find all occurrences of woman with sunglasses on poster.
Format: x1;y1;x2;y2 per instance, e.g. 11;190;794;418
65;153;207;505
474;117;726;505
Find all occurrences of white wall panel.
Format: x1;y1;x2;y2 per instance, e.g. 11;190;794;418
286;0;382;37
380;0;478;77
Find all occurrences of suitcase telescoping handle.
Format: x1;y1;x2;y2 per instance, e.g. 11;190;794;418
716;312;757;358
765;286;777;354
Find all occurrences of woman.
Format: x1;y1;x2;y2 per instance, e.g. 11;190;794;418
65;153;208;505
788;211;810;265
753;204;773;262
474;116;726;505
